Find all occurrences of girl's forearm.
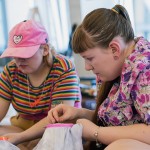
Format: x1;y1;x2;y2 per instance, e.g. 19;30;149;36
18;117;49;143
97;124;150;145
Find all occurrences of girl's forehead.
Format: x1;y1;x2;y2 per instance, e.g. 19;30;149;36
80;47;100;57
80;50;92;58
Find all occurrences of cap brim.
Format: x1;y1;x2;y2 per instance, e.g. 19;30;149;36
0;45;40;59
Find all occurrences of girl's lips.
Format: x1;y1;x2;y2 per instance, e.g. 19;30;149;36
19;64;27;67
19;65;28;69
96;74;101;82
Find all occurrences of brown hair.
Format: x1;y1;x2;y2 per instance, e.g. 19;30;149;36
72;5;134;53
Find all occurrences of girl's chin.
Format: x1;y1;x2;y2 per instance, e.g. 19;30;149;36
98;77;109;82
21;71;29;74
96;75;105;82
19;69;30;74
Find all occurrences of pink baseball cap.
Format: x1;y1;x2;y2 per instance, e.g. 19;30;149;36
0;20;49;58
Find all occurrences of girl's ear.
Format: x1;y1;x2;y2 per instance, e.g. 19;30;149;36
43;44;49;56
109;40;121;60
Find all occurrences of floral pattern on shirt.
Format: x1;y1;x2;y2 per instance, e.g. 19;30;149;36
98;37;150;126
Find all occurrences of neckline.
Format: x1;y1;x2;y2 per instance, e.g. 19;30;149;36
27;74;48;89
27;75;46;108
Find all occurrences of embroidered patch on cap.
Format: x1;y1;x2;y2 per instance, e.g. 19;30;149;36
13;35;23;44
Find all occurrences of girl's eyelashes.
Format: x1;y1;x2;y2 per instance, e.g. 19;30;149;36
86;57;93;61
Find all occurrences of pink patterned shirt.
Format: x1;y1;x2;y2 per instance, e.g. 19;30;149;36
98;37;150;126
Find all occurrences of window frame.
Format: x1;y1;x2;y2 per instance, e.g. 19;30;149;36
0;0;8;53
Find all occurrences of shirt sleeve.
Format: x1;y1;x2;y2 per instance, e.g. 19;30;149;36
51;68;81;106
0;65;13;101
131;67;150;125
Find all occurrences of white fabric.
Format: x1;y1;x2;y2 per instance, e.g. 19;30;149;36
33;124;83;150
0;141;20;150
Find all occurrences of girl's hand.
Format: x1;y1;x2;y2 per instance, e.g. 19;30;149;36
47;104;79;123
2;133;22;145
77;119;99;141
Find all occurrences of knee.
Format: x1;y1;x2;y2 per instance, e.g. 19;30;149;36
105;139;150;150
105;139;125;150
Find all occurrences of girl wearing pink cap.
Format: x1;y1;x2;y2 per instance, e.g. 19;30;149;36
0;20;81;149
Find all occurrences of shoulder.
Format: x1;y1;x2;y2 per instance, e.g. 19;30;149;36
121;37;150;85
3;60;17;73
134;37;150;60
125;37;150;72
54;54;75;72
2;60;25;78
0;60;18;83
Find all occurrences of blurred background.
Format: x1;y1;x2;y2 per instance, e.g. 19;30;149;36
1;0;150;75
0;0;150;112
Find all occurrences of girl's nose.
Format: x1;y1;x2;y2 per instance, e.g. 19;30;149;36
85;62;94;71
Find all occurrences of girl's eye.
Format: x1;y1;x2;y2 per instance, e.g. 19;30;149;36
87;57;93;61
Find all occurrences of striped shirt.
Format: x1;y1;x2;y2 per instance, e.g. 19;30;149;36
0;54;81;120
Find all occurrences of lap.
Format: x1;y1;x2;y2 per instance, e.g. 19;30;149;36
0;114;37;135
10;115;38;130
18;139;40;150
0;125;23;135
0;115;40;150
105;139;150;150
0;125;40;150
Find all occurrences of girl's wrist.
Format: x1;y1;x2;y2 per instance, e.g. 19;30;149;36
77;108;87;119
93;126;102;148
78;108;93;119
74;107;82;119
